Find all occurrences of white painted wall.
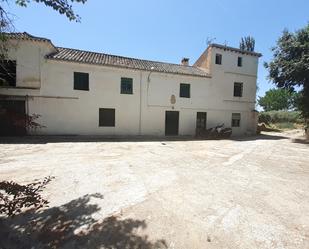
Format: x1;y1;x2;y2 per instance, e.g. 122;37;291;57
201;47;259;135
4;40;56;89
0;39;260;136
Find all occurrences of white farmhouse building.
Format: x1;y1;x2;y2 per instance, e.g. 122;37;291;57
0;32;261;136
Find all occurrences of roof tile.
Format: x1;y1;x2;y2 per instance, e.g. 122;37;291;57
5;32;210;77
47;47;210;78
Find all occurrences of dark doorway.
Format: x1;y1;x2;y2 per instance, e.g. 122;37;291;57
0;100;26;136
165;111;179;136
196;112;207;130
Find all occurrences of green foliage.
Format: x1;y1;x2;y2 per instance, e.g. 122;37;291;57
239;36;255;52
15;0;87;22
265;23;309;119
0;0;87;71
258;111;303;125
273;122;296;130
258;88;298;111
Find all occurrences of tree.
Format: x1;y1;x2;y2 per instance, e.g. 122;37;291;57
265;24;309;121
1;0;87;22
1;0;87;55
15;0;87;21
239;36;255;52
0;0;87;50
0;0;88;132
258;88;297;111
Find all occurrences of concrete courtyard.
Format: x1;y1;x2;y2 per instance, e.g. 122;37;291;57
0;130;309;248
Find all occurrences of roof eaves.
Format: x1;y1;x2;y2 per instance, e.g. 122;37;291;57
53;46;207;69
4;32;57;50
209;43;262;57
46;56;211;78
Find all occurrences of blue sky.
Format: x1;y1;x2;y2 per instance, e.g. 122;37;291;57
6;0;309;100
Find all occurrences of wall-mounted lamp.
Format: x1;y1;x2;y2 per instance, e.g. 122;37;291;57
147;66;155;82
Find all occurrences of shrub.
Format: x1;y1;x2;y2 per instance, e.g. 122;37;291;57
258;111;303;124
258;112;272;124
273;122;296;129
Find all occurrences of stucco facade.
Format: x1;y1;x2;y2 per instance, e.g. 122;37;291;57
0;33;261;136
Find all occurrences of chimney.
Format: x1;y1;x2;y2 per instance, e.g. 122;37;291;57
181;58;189;66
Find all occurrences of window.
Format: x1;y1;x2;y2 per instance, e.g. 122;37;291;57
0;60;16;87
180;83;190;98
232;113;241;127
215;53;222;65
99;108;115;127
234;82;243;97
121;77;133;94
74;72;89;91
237;57;242;67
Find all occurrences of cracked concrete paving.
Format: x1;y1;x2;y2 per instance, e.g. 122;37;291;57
0;130;308;248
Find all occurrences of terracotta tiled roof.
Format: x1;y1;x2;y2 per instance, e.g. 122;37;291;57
3;32;53;44
5;32;210;77
47;47;210;78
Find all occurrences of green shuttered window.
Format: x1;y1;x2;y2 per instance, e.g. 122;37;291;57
180;83;190;98
237;57;243;67
215;54;222;65
74;72;89;91
121;77;133;94
234;82;243;97
99;108;115;127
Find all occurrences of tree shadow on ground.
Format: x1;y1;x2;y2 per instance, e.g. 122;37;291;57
0;193;167;249
292;138;309;145
230;133;288;142
0;135;200;144
0;133;288;144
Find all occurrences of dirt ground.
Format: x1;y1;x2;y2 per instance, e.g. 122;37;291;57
0;130;309;249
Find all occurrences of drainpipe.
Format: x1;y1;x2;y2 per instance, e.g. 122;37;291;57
146;67;155;107
139;71;142;135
